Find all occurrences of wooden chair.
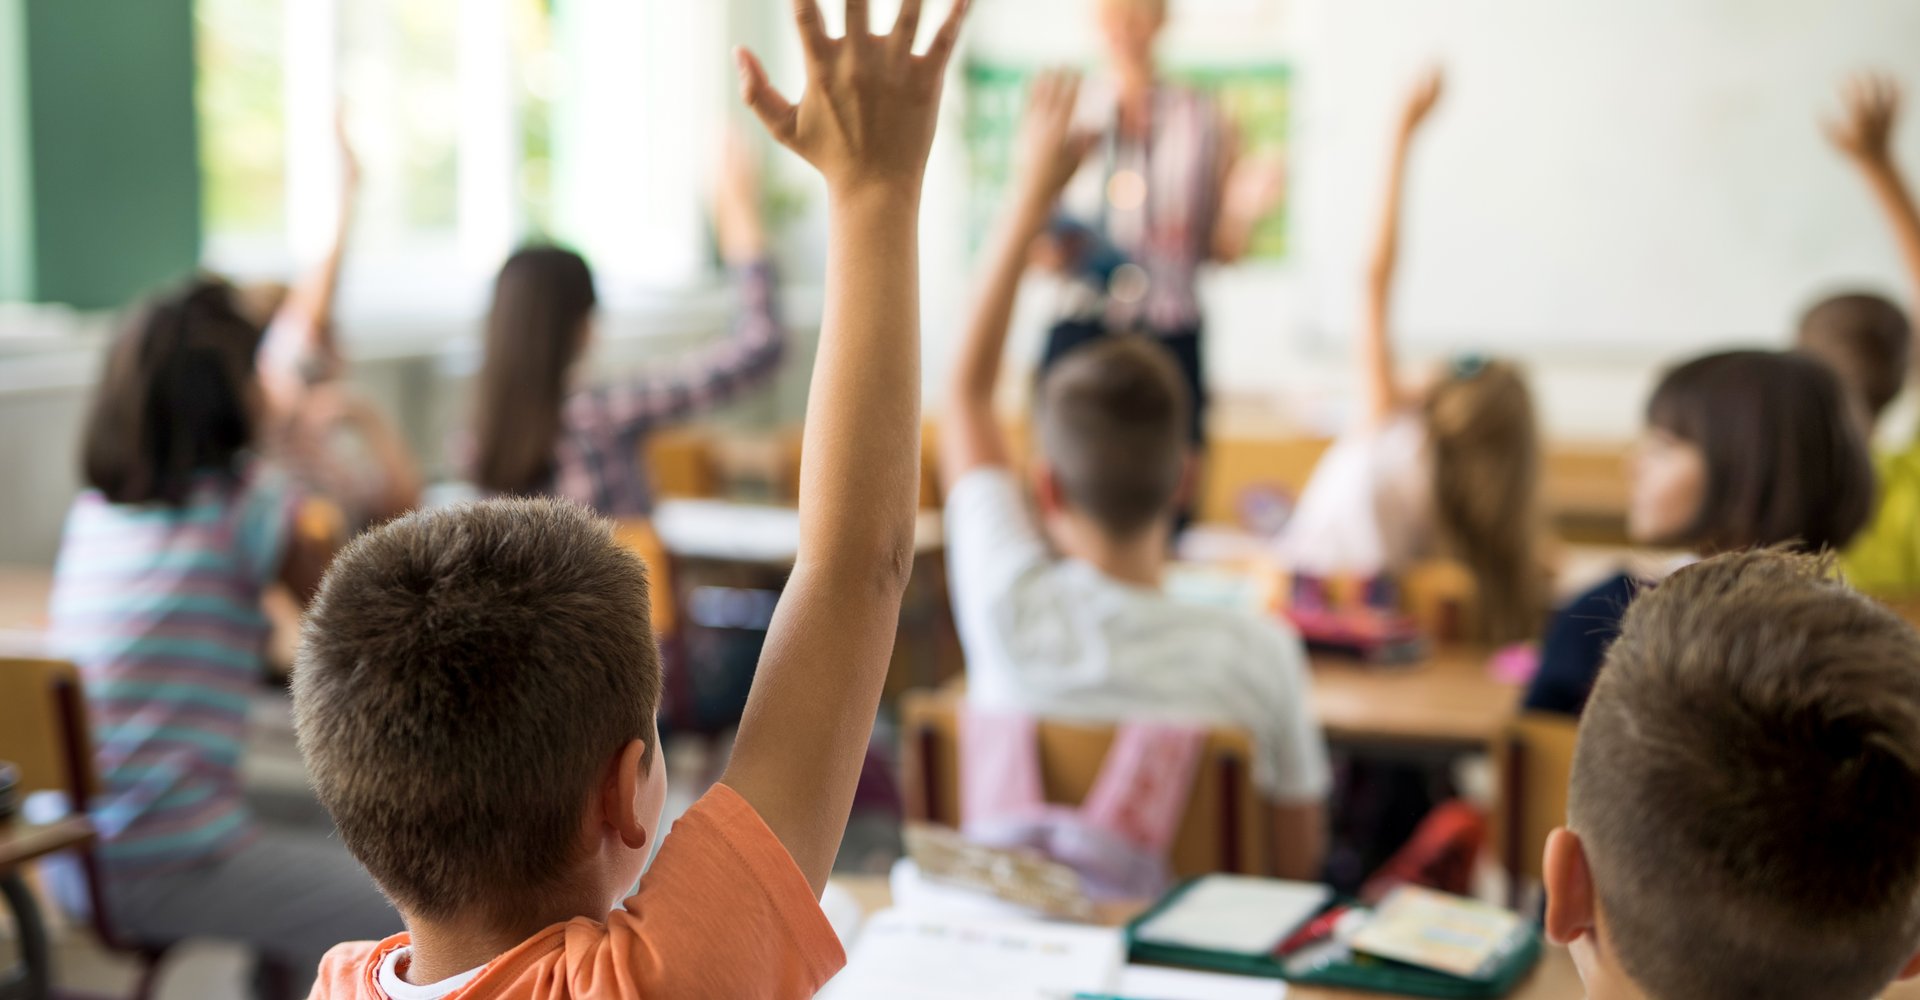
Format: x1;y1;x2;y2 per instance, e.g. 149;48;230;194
0;657;294;1000
900;687;1273;878
1495;711;1581;910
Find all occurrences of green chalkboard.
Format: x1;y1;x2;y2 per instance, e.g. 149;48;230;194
964;60;1291;260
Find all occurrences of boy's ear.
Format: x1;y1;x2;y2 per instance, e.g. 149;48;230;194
599;739;652;852
1172;449;1198;508
1032;462;1066;518
1543;827;1597;947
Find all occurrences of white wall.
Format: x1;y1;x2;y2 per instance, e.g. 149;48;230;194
906;0;1920;436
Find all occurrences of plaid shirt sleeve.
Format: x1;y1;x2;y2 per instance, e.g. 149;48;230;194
567;257;788;442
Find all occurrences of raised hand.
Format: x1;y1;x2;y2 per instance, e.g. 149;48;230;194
714;129;768;262
334;109;361;198
1398;67;1445;138
1012;69;1098;208
735;0;971;199
1223;150;1287;232
1827;73;1902;169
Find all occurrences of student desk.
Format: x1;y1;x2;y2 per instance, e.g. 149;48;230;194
828;875;1586;1000
0;566;54;657
651;501;963;701
1310;647;1520;754
5;561;1524;752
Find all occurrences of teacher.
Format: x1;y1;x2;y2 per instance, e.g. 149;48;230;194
1042;0;1283;452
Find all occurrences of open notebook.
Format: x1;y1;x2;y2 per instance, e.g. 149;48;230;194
818;909;1289;1000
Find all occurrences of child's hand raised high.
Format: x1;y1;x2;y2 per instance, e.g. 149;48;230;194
1827;73;1903;169
736;0;971;200
1011;70;1099;210
1397;67;1445;138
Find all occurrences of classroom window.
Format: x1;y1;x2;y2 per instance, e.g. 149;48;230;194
195;0;287;239
339;0;462;238
194;0;715;313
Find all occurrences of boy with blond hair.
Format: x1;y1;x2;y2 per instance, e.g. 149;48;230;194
293;1;970;995
1546;549;1920;1000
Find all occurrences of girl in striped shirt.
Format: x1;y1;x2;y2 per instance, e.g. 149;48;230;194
49;279;399;991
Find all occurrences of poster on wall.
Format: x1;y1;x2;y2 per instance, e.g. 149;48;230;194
963;60;1293;261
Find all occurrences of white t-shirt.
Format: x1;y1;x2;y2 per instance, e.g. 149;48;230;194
375;947;483;1000
1280;413;1433;578
944;469;1332;804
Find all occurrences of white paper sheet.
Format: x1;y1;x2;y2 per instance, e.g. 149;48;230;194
817;909;1126;1000
1131;876;1332;956
1116;965;1289;999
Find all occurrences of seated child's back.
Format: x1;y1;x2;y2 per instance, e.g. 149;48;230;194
941;80;1331;876
1546;549;1920;1000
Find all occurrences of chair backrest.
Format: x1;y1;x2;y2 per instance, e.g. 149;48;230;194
612;518;678;637
0;657;97;805
1495;711;1581;897
900;687;1272;878
646;429;721;501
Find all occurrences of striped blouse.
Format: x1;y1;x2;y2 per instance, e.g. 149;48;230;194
546;258;787;517
49;464;298;877
1061;82;1228;334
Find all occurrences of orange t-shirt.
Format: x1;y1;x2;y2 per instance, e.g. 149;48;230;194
308;784;846;1000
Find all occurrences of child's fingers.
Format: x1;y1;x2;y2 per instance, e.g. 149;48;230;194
790;0;829;55
894;0;923;50
923;0;971;67
1069;130;1101;165
736;48;799;147
846;0;870;36
1057;72;1084;121
1028;70;1058;116
1822;117;1850;151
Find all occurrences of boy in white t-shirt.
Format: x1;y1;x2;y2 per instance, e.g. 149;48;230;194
939;70;1331;880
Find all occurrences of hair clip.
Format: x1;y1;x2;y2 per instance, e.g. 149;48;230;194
1451;353;1491;380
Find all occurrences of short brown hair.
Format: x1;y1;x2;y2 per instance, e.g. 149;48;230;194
293;499;660;924
1646;350;1874;554
1571;550;1920;1000
1796;292;1911;420
83;278;264;506
1036;336;1191;539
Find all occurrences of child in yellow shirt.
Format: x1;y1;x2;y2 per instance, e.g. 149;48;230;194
294;2;971;995
1803;74;1920;595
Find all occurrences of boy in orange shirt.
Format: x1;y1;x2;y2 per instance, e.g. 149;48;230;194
291;1;970;996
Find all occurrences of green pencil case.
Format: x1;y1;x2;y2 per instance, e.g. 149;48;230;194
1124;879;1543;999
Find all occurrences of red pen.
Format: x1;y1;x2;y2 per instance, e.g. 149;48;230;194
1274;904;1356;957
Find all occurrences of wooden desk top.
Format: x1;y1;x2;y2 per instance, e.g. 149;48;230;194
1310;647;1522;752
829;875;1585;1000
0;565;54;656
0;816;94;871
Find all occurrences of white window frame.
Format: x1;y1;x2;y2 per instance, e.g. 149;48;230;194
201;0;732;327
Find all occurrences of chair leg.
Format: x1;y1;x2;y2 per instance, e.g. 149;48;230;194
0;872;51;1000
126;949;168;1000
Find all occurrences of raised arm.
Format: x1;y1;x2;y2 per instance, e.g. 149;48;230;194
575;141;788;437
1827;74;1920;330
1212;118;1286;265
941;70;1096;486
1360;69;1443;424
258;114;358;421
721;0;970;895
